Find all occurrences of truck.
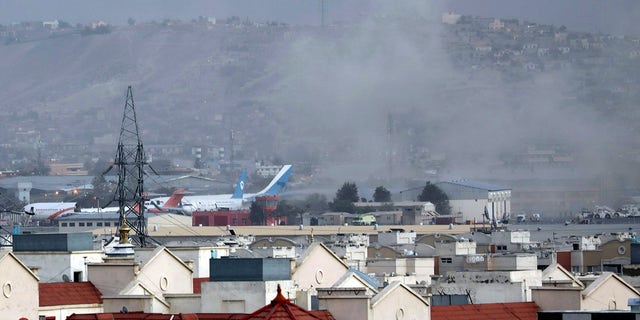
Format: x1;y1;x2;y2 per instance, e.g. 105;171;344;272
352;214;376;226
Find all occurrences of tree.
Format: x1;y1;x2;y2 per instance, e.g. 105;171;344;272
335;182;359;202
372;186;391;202
329;182;358;213
249;202;265;225
418;181;451;215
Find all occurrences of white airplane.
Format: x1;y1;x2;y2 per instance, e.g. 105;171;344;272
23;202;77;221
148;164;292;215
23;188;192;221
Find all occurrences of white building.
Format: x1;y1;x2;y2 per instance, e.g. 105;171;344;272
436;180;511;224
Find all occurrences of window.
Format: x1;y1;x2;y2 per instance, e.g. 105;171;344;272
572;243;579;250
497;245;507;251
86;222;93;227
61;223;68;227
440;257;452;264
587;265;601;273
79;222;85;227
233;218;238;225
104;222;111;227
96;222;103;227
69;222;75;227
242;218;247;225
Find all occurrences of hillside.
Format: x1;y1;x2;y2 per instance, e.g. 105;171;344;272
1;13;640;196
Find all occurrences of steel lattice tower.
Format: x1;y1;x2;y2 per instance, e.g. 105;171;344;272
111;86;148;247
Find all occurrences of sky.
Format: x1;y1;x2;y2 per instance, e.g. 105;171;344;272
0;0;638;35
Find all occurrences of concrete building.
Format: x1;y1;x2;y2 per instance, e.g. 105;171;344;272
317;281;430;320
0;250;40;320
433;269;542;304
202;257;296;313
88;246;194;313
12;232;103;283
532;272;640;311
492;229;539;252
377;228;417;246
292;242;350;310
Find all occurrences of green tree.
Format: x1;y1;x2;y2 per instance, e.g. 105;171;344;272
329;182;358;213
372;186;391;202
417;181;451;215
249;202;265;225
335;182;359;202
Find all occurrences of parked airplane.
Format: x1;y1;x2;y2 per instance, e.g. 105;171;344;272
148;165;292;215
23;188;192;221
23;202;77;221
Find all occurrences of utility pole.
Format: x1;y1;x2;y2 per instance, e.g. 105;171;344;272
107;86;149;247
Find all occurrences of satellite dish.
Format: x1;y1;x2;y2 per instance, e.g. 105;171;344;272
62;274;71;282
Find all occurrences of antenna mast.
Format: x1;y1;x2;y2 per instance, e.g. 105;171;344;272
112;86;148;247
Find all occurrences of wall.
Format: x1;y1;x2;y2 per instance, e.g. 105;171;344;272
293;246;348;292
88;262;137;296
0;253;39;320
15;251;102;283
39;303;103;320
201;280;295;313
137;250;193;295
165;294;201;313
532;288;581;310
318;288;370;320
581;276;639;310
371;285;430;320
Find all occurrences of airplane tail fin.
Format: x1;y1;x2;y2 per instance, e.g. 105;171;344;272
231;170;247;199
164;189;188;208
253;165;293;197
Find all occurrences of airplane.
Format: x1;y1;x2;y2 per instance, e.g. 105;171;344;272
148;165;292;215
23;202;77;221
23;188;192;221
145;189;191;214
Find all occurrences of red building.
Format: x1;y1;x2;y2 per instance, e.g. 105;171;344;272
192;196;286;226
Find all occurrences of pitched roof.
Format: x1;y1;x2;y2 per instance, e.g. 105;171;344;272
242;285;334;320
296;242;349;269
66;313;245;319
0;251;39;281
431;302;539;320
39;282;103;307
540;262;584;288
371;281;428;307
582;272;640;297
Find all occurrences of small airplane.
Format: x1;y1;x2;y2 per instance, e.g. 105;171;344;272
148;165;292;215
